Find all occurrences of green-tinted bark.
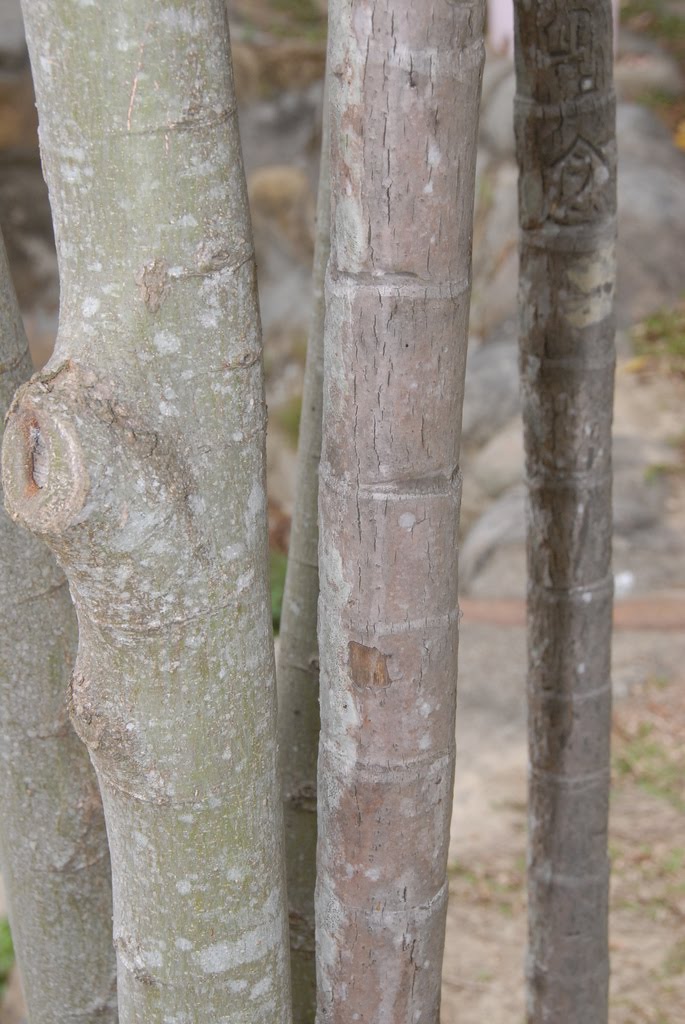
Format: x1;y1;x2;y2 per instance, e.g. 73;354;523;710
316;2;485;1021
277;82;330;1024
4;3;291;1022
0;231;116;1022
513;3;617;1021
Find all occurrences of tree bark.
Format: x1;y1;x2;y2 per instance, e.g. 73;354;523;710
513;3;617;1022
3;3;291;1022
0;232;117;1022
316;2;485;1021
277;85;330;1024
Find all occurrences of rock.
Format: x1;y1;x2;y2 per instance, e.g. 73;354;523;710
232;40;325;103
459;474;490;539
471;161;519;338
238;80;323;175
615;30;684;100
0;0;36;158
248;165;315;264
612;528;685;595
247;165;315;352
460;434;678;597
0;66;38;153
0;160;57;316
0;0;25;68
231;43;264;104
616;104;685;326
479;67;515;159
462;338;521;449
460;484;526;595
480;52;513;111
612;435;672;536
470;416;524;499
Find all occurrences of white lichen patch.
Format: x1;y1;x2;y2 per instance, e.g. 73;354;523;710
428;140;442;168
250;977;272;1000
563;243;616;329
154;330;180;354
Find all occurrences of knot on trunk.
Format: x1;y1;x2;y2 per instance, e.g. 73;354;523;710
2;358;210;631
2;361;89;536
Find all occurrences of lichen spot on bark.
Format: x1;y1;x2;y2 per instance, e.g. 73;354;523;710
348;641;391;690
136;258;169;313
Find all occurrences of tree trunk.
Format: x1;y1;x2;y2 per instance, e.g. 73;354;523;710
0;232;117;1022
3;3;291;1022
488;1;619;57
316;2;485;1021
513;3;617;1022
277;85;330;1024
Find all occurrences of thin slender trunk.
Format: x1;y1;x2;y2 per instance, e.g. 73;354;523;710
513;3;616;1022
277;83;330;1024
3;3;291;1022
316;3;485;1021
0;232;117;1022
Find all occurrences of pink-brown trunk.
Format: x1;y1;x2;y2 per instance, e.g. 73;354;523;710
316;3;486;1021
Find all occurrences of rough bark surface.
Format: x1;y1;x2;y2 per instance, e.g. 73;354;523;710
316;3;485;1021
513;3;617;1022
277;85;330;1024
0;232;117;1023
4;3;291;1022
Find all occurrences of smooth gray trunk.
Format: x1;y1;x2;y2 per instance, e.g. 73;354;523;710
4;3;292;1022
316;2;485;1021
513;3;617;1021
0;232;117;1022
277;83;330;1024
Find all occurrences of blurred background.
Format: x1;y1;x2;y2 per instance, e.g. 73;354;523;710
0;1;683;1020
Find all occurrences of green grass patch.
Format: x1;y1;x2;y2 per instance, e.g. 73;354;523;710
632;301;685;376
0;918;14;996
613;722;685;813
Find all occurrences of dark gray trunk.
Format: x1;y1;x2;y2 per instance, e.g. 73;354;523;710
513;3;617;1021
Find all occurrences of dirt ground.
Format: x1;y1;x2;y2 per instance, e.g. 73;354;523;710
443;658;685;1024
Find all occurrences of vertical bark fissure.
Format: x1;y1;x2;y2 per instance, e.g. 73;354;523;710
277;80;330;1024
316;3;485;1021
0;232;117;1023
513;3;617;1022
4;3;291;1022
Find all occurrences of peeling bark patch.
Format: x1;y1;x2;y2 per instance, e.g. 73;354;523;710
348;642;391;690
135;258;169;313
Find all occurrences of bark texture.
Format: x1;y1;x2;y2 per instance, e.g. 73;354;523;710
277;85;330;1024
513;3;617;1022
316;3;485;1021
0;232;117;1023
4;3;291;1022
